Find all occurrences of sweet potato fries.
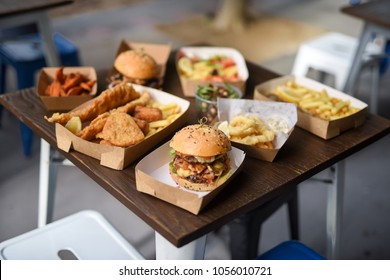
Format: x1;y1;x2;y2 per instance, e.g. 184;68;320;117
44;67;96;97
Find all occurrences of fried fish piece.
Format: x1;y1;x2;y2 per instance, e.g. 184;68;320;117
45;82;139;124
99;139;112;145
101;112;144;147
76;112;110;140
76;91;151;140
115;90;151;114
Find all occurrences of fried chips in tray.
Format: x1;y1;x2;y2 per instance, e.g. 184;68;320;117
217;98;297;162
254;75;368;140
50;83;190;170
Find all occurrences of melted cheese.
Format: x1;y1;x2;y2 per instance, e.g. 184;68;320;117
177;168;191;178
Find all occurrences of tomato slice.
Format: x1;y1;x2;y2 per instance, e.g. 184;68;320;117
221;57;236;68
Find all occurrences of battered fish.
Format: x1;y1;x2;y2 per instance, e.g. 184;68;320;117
114;91;151;114
76;112;109;141
76;91;151;140
45;82;140;124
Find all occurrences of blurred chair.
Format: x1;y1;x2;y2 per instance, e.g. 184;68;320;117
0;24;80;157
291;32;385;113
292;32;382;91
0;210;144;260
228;185;299;260
257;240;326;260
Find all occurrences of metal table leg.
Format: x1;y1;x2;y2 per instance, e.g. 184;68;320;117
38;140;59;227
326;160;345;259
35;12;60;227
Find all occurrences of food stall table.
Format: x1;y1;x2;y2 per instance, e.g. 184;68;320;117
1;52;389;259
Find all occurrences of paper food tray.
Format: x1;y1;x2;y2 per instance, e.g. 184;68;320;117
254;75;368;139
217;98;297;162
37;67;97;111
176;46;248;97
135;141;245;214
56;84;190;170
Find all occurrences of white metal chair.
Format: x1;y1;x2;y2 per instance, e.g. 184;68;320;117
292;32;382;90
0;210;144;260
291;32;383;112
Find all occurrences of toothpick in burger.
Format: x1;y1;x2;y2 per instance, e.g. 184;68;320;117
109;50;161;88
169;124;232;191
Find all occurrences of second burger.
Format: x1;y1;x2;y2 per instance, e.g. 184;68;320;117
109;50;161;88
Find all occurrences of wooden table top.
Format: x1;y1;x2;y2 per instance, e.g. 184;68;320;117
1;51;390;247
341;0;390;29
0;0;73;18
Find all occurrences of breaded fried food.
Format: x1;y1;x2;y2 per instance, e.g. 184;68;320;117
99;139;112;146
76;112;109;140
101;112;144;147
133;105;163;122
75;91;151;140
115;91;151;114
45;82;139;124
133;117;149;135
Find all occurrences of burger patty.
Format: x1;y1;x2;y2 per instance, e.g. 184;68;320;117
107;73;161;88
172;152;230;184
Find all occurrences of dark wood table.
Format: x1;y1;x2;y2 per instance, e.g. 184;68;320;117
341;0;390;113
1;52;389;259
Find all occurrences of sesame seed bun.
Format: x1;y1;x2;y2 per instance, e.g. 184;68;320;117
114;50;158;80
170;124;231;157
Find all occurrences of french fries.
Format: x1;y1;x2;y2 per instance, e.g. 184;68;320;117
148;101;182;119
274;80;360;120
145;102;182;138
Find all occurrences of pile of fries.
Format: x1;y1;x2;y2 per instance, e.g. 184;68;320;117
45;83;181;147
219;114;275;149
274;80;360;120
44;67;96;97
145;100;182;138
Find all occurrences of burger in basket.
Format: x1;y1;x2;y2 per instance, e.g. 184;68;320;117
169;124;232;191
109;50;161;88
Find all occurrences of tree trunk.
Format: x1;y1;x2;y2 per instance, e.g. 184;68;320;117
213;0;249;33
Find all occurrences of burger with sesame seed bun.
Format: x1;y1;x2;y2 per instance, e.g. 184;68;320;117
169;124;232;191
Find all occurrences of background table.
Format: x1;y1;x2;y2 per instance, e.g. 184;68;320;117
1;52;389;259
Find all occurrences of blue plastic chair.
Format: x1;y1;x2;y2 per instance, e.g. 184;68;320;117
0;30;80;157
257;240;326;260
